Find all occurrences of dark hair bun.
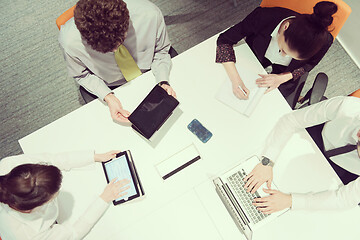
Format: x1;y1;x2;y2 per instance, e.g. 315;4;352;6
312;1;338;29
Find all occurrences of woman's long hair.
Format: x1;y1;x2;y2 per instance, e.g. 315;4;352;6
0;164;62;211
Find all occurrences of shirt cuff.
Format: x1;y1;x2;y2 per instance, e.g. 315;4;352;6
154;74;170;84
98;88;113;102
73;150;94;168
291;67;306;81
216;44;236;63
291;193;308;210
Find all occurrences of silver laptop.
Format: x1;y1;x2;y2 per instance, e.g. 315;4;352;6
213;155;288;240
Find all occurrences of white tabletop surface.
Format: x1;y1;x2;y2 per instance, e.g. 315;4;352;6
19;35;360;240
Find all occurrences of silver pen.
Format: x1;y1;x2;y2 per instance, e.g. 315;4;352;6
238;85;247;96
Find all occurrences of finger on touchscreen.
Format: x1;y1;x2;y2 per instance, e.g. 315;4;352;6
121;185;131;191
118;192;128;198
110;178;118;183
117;178;130;186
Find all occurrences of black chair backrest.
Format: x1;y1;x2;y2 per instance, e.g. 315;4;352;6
299;72;328;109
169;46;178;58
286;72;309;109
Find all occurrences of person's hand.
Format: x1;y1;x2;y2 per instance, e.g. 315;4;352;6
104;93;130;123
161;84;177;98
222;62;249;99
231;81;250;100
243;163;273;194
253;189;292;214
100;178;131;203
94;150;121;162
255;74;285;93
256;73;292;93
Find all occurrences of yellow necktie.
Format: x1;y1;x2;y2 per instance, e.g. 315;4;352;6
114;45;142;81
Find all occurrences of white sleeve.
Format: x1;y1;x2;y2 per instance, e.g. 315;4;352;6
70;197;110;239
292;177;360;210
150;7;172;83
0;150;94;174
262;96;346;161
29;197;109;240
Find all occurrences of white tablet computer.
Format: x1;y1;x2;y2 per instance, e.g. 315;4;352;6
102;151;144;205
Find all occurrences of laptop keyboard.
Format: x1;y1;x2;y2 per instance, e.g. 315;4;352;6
227;169;268;224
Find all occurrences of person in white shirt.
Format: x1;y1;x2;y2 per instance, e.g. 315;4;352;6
243;96;360;213
0;150;130;240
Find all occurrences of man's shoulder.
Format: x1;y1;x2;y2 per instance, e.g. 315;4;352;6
126;0;163;19
58;18;83;51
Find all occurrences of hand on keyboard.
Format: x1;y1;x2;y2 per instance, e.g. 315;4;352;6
243;163;273;193
252;188;292;214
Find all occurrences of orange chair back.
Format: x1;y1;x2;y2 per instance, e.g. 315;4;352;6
56;5;76;30
349;89;360;98
260;0;351;39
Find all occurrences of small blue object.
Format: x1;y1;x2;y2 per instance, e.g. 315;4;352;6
187;119;213;143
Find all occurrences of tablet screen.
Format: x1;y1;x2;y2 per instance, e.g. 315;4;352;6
104;154;137;202
128;85;179;139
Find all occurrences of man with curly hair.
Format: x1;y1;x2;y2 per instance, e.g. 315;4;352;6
59;0;176;122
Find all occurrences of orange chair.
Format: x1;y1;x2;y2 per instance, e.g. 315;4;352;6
349;89;360;98
260;0;351;39
56;5;76;30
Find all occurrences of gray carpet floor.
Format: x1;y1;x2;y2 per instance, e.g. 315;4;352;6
1;0;359;159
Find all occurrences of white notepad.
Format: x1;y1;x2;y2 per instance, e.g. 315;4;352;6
216;44;268;117
156;144;200;180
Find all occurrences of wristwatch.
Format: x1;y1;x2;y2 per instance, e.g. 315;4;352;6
158;81;170;87
261;156;274;167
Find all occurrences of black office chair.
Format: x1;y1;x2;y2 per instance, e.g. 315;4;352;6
297;72;328;109
299;72;357;185
169;46;178;58
284;72;309;109
80;46;179;104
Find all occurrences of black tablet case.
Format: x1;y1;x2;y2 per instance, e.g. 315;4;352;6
128;85;179;139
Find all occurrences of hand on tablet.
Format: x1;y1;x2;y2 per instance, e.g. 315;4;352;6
94;150;121;162
160;84;177;98
100;178;131;203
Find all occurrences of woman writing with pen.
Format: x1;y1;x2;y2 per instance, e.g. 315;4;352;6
216;1;337;100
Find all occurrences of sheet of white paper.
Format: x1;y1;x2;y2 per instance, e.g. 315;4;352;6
156;144;200;179
216;44;268;117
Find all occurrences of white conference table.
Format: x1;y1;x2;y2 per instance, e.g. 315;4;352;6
19;34;360;240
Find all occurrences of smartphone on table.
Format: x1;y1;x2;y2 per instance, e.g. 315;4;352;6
187;119;213;143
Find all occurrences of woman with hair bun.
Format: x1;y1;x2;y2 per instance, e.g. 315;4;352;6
216;1;338;100
0;150;130;239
